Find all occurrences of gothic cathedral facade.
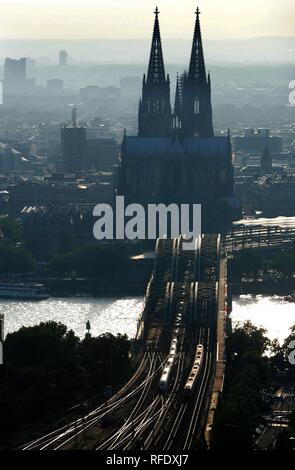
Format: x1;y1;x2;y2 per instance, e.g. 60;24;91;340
119;8;236;230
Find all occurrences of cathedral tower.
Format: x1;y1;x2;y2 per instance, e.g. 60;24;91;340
180;8;214;138
138;7;171;137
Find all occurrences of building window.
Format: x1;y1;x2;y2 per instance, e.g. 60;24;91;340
194;97;200;115
153;100;160;114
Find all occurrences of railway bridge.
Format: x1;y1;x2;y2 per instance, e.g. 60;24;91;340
226;224;295;253
22;234;229;451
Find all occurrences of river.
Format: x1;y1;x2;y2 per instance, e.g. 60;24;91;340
1;295;294;344
1;297;144;340
232;295;294;344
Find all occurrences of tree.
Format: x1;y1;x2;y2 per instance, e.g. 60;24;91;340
79;333;131;391
0;322;132;448
75;242;129;277
232;249;265;279
48;253;76;276
271;251;295;277
274;429;292;451
281;324;295;381
289;410;295;436
211;321;271;451
4;321;80;368
0;217;22;244
227;321;270;359
0;322;86;447
269;338;286;376
0;241;36;275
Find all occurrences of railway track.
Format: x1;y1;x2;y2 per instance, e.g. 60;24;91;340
162;235;220;450
22;234;223;452
21;351;154;450
97;351;163;450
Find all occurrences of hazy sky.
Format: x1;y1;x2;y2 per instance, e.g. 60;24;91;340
0;0;295;40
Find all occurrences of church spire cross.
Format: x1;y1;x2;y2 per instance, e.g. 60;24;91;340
147;7;166;84
189;6;206;84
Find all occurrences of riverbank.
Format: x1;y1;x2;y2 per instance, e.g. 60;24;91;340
26;257;154;297
44;276;148;297
232;278;295;296
23;274;295;299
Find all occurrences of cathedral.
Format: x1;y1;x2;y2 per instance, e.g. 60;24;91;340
119;7;236;229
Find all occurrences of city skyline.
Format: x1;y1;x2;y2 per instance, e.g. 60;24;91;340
0;0;295;455
0;0;295;40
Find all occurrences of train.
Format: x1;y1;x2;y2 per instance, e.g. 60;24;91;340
159;334;178;392
159;316;182;392
158;305;187;393
184;344;204;398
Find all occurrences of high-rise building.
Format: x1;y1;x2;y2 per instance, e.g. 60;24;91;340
260;146;273;175
61;109;86;173
119;8;235;228
59;50;68;67
46;78;64;95
38;123;61;155
3;57;27;95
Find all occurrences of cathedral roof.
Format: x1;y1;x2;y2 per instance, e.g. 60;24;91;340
170;136;184;158
183;137;229;157
123;136;230;158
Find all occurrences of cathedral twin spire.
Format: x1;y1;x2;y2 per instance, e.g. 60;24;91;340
147;7;166;84
189;7;207;85
139;7;213;139
138;7;171;137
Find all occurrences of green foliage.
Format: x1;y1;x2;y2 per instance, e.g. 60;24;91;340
47;242;130;277
48;253;76;276
274;429;293;451
5;321;80;368
268;324;295;381
0;217;33;274
0;240;36;274
79;333;131;390
289;410;295;436
281;324;295;381
211;321;271;451
75;243;129;276
0;322;131;448
0;217;22;243
232;249;265;279
227;321;270;358
271;251;295;277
